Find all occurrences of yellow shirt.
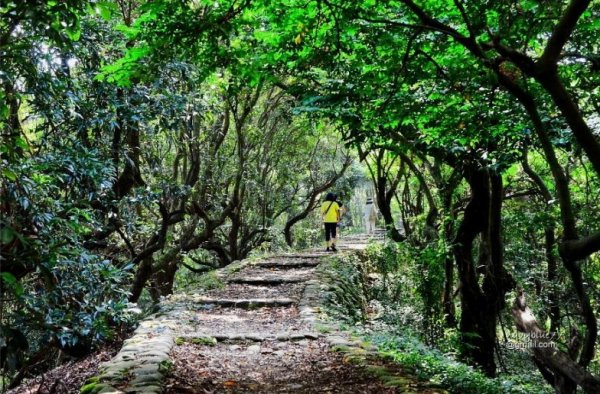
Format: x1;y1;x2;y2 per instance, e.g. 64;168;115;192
321;201;340;223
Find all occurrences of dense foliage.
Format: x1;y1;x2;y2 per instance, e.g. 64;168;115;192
0;0;352;387
1;0;600;392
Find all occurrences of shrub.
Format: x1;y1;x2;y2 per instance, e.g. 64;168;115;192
370;333;552;394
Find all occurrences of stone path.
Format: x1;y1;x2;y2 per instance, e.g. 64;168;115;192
82;232;444;393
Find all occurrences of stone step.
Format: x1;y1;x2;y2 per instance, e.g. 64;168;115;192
228;277;310;285
196;297;296;308
177;332;321;343
273;253;325;259
253;260;320;269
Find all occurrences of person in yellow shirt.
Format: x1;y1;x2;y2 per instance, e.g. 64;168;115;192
320;192;341;252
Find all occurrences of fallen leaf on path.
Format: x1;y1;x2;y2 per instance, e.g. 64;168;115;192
223;380;237;388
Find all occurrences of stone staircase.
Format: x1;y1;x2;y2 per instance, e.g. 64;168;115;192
80;230;438;393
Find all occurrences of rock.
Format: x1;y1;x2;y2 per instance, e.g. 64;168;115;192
246;334;265;342
129;374;161;385
138;351;169;359
97;386;124;394
107;360;137;371
133;365;160;376
125;384;162;394
327;335;350;345
247;345;261;354
275;334;289;341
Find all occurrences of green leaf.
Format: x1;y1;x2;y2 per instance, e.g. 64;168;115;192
1;272;17;285
520;0;538;11
66;26;81;41
115;24;139;39
15;137;28;150
1;272;23;296
96;1;119;21
0;103;8;119
2;167;17;181
254;30;280;45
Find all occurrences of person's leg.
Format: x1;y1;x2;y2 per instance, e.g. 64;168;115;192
324;223;331;250
325;223;337;251
369;218;376;233
330;223;338;251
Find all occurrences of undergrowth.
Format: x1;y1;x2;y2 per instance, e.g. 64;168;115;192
369;333;551;394
319;243;553;394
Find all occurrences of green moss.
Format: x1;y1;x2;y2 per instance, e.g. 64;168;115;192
223;260;247;275
342;353;365;365
315;324;332;333
84;376;100;385
118;367;132;376
331;344;351;352
190;336;217;346
383;376;411;387
79;382;98;394
359;340;371;349
158;360;173;374
176;336;218;346
366;364;389;377
196;271;225;290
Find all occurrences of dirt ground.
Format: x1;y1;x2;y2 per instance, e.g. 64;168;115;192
6;344;121;394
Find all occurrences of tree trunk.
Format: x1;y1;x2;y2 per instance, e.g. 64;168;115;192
512;290;600;393
454;169;492;374
521;154;561;334
500;75;597;369
454;168;513;377
375;176;404;241
362;147;404;241
441;172;460;327
543;227;562;335
535;70;600;178
129;256;153;303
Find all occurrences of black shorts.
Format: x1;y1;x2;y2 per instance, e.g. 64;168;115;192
324;222;337;241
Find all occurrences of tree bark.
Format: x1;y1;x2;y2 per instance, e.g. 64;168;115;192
364;148;404;241
129;256;154;303
454;168;513;376
454;169;492;374
441;171;460;327
512;290;600;393
521;154;561;334
498;75;597;369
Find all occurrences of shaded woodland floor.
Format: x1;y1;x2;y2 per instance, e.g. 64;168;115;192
6;344;122;394
162;235;439;393
9;235;443;393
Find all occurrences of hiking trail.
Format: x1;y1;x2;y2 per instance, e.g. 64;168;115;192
83;231;445;393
